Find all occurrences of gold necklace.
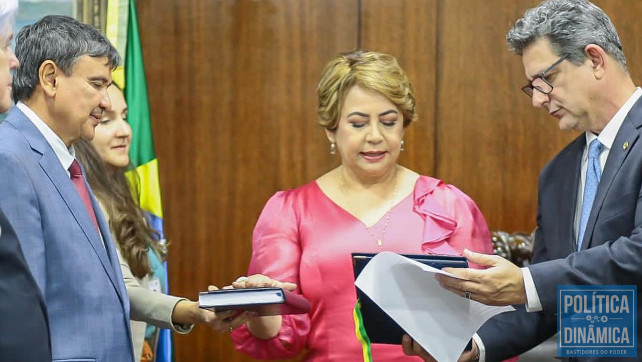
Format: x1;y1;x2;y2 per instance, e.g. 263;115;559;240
340;166;399;246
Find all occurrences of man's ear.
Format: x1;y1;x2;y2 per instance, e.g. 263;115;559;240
38;60;58;96
585;44;607;79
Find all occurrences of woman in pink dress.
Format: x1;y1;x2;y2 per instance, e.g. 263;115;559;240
228;50;493;361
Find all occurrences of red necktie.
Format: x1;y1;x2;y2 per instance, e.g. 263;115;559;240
69;159;99;231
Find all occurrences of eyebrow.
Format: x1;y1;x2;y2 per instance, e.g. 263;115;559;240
346;111;369;118
528;67;556;81
379;110;398;117
346;109;399;118
527;55;568;80
88;76;111;85
526;62;551;80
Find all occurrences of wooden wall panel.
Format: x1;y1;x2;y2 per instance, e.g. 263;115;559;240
435;0;577;232
137;0;358;360
595;0;642;86
360;0;438;176
436;0;642;233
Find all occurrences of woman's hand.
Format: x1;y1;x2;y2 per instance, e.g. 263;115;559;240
230;274;297;291
208;274;298;339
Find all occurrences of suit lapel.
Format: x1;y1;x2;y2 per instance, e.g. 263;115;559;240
557;137;585;254
40;148;127;299
582;102;642;250
8;110;125;301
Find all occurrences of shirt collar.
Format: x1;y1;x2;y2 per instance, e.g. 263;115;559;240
16;101;76;172
588;87;642;149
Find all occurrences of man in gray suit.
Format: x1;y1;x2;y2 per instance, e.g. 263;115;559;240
404;0;642;361
0;15;134;361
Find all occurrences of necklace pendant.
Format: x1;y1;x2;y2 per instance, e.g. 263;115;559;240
377;238;383;246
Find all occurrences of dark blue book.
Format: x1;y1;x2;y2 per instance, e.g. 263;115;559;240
198;287;310;316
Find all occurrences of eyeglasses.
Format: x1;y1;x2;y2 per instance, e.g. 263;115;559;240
522;54;569;97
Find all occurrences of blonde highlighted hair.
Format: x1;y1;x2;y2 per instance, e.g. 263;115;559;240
316;50;417;130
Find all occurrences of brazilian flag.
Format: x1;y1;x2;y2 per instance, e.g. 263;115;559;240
106;1;174;361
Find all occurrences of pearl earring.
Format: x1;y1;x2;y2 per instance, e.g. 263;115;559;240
400;140;405;152
330;142;336;155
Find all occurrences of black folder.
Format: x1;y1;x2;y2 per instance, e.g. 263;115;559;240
351;252;469;345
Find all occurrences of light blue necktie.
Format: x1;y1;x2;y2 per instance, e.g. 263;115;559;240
577;139;603;251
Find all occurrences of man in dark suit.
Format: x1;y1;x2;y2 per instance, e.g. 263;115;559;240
404;0;642;361
0;209;51;361
0;15;134;361
0;0;50;360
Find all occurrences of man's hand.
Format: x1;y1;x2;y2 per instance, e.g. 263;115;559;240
436;249;526;306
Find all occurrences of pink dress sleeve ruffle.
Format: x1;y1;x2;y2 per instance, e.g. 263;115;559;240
230;190;311;359
414;176;493;268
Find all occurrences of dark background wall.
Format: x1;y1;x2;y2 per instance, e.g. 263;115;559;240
135;0;642;360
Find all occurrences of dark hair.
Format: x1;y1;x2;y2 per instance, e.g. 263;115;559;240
13;15;120;101
74;140;163;278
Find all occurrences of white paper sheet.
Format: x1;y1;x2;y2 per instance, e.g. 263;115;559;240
354;251;514;362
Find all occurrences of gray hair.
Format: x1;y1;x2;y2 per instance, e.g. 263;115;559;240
13;15;121;101
507;0;626;70
0;0;18;34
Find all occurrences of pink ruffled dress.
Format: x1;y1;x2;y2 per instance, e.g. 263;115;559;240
231;176;493;361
